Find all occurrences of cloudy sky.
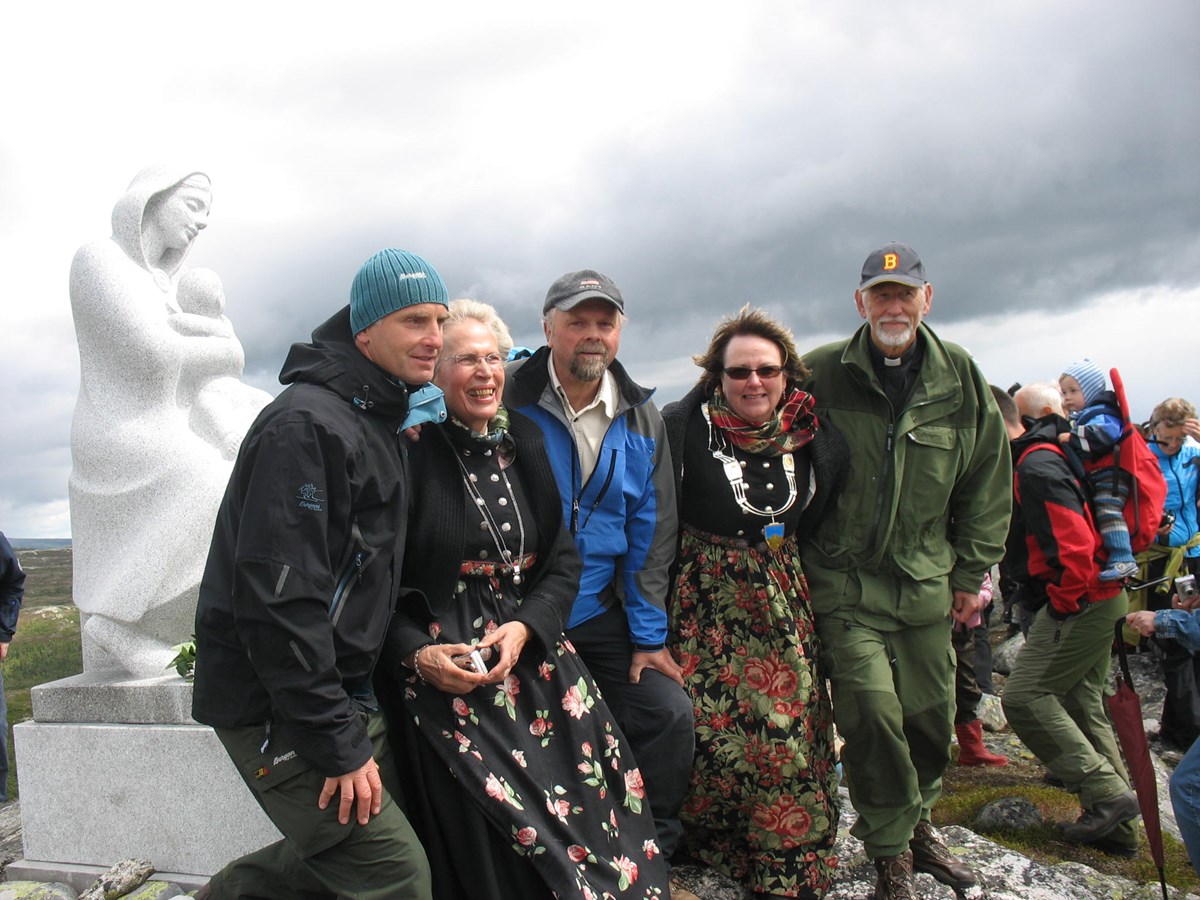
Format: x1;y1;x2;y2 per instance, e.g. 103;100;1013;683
2;1;1198;538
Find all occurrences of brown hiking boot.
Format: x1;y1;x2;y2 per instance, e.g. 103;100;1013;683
873;849;917;900
1060;790;1141;843
909;820;979;889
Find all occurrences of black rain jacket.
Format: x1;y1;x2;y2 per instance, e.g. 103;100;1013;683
192;306;413;777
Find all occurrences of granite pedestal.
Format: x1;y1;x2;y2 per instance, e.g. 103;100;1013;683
9;670;280;881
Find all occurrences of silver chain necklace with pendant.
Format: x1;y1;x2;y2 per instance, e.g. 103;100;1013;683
702;403;797;550
456;449;527;585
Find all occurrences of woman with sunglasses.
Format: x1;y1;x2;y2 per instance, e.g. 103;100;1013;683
661;305;848;899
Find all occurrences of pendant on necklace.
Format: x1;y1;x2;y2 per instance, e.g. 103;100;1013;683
763;521;785;551
512;564;522;586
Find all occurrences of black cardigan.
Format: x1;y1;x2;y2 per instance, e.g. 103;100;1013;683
383;410;582;673
661;383;849;544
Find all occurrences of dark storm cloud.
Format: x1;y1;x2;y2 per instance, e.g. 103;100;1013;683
203;2;1200;405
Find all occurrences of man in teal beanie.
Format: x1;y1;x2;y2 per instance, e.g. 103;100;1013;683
193;248;448;899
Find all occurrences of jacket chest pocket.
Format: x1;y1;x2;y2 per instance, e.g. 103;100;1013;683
903;425;959;482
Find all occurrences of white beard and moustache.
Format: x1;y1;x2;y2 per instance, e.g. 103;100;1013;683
569;342;610;381
872;316;917;349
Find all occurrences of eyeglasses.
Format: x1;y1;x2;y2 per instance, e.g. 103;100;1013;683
723;365;784;381
445;353;504;370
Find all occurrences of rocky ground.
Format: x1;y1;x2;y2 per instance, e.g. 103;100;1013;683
0;632;1193;898
669;635;1198;899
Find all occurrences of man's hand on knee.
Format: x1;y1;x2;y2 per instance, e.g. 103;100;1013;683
318;757;383;826
630;648;685;687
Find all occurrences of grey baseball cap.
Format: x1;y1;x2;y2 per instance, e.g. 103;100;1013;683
543;269;625;315
859;242;927;290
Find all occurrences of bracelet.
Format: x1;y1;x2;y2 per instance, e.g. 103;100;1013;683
410;644;432;684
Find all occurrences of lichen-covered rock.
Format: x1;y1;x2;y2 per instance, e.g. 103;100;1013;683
77;859;154;900
978;692;1008;732
974;796;1043;832
992;633;1025;675
121;884;183;900
0;883;78;899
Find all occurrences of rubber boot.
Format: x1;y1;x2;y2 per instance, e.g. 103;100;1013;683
955;719;1008;766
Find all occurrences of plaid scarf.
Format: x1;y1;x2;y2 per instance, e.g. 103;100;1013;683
707;387;819;456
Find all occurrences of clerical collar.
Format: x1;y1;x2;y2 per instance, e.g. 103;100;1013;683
867;338;920;370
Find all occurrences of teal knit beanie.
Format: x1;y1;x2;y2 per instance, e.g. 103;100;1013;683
350;249;448;334
1062;358;1106;407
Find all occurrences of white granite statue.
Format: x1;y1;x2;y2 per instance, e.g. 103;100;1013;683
68;166;271;677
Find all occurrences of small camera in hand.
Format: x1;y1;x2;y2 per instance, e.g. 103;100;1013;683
1176;574;1199;604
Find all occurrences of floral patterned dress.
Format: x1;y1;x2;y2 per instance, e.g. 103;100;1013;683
396;441;668;899
667;407;839;898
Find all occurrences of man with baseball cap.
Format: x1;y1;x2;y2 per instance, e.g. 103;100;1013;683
798;243;1011;897
505;270;697;899
192;248;448;899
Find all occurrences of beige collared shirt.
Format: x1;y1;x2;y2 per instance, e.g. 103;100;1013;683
548;358;618;483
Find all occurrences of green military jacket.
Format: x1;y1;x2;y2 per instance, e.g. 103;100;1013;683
798;323;1011;630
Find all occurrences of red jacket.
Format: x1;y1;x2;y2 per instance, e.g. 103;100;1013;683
1006;416;1121;617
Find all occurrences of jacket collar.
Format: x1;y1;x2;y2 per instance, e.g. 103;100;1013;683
278;305;413;422
839;323;964;424
506;345;654;416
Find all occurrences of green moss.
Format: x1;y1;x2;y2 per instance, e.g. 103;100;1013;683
937;761;1200;891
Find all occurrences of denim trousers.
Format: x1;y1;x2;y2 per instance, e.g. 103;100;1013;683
1171;738;1200;871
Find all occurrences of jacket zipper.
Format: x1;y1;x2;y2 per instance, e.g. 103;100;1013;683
328;522;367;625
572;448;617;535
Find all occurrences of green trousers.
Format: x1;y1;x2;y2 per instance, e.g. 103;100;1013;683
208;710;432;900
817;617;955;858
1002;592;1136;845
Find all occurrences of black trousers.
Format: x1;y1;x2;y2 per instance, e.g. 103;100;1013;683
567;604;696;859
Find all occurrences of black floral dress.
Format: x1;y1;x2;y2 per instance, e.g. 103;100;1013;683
667;406;840;898
393;429;669;899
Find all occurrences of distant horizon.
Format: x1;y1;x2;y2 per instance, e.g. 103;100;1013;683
8;538;72;549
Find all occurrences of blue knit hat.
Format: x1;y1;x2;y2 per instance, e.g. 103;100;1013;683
1062;358;1106;407
350;249;448;334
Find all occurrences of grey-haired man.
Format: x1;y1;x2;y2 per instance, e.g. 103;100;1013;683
799;243;1011;898
506;270;697;898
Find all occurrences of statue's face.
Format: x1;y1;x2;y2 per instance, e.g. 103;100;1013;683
148;184;211;252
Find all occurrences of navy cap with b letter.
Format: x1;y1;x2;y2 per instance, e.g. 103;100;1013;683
350;248;448;335
859;242;927;291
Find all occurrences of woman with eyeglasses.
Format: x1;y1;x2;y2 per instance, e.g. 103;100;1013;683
661;305;848;899
377;299;669;899
1139;397;1200;749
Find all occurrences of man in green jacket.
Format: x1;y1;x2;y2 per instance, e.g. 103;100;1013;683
799;242;1011;899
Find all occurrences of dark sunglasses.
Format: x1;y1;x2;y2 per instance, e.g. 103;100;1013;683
723;365;784;381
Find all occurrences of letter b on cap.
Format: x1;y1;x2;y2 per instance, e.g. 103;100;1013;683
883;253;899;271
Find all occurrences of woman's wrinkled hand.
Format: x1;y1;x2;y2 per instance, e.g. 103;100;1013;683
476;622;531;683
413;643;490;694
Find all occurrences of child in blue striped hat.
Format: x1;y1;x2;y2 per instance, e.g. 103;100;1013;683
1059;358;1138;580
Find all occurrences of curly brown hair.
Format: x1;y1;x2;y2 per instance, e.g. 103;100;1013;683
1149;397;1197;428
692;304;810;395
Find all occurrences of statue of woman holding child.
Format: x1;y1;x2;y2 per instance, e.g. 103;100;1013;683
69;166;270;677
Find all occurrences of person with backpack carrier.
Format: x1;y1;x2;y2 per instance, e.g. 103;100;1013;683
1059;358;1140;580
1001;383;1141;855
